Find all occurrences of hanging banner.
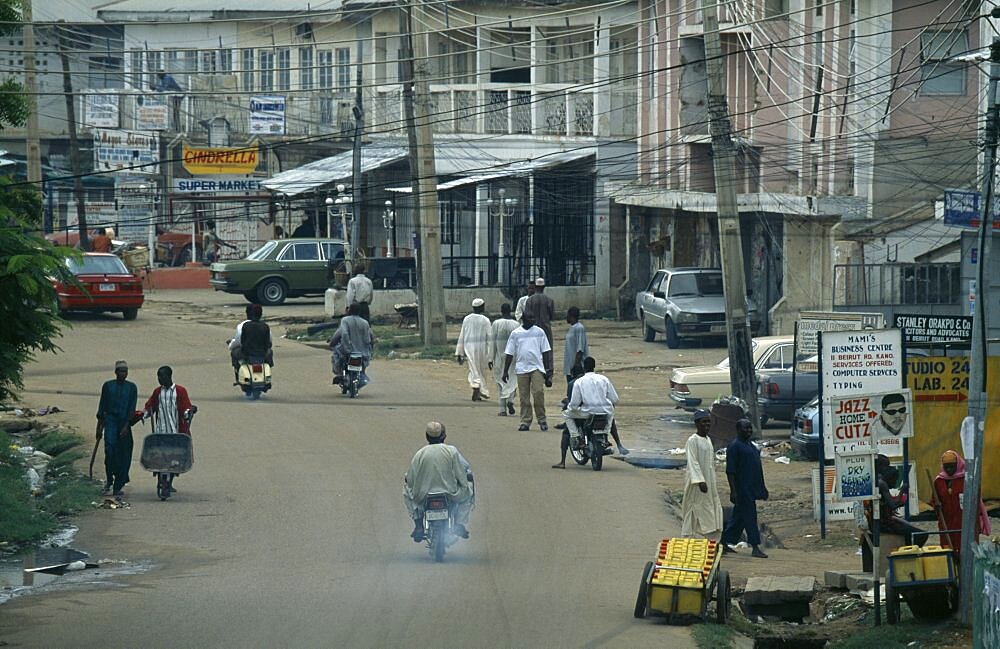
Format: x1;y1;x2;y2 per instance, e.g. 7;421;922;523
249;95;286;135
93;129;159;173
182;145;259;175
136;96;169;131
84;91;119;128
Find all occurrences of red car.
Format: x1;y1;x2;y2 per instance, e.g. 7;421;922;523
54;253;144;320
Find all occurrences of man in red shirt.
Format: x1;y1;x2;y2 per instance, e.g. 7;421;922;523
142;366;197;494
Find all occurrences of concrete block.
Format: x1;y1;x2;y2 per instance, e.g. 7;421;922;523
845;573;875;591
824;570;854;589
743;575;815;606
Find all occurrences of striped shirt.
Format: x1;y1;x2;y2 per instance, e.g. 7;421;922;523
156;384;180;435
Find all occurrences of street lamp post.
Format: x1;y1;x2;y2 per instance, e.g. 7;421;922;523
382;199;395;257
486;187;517;283
324;196;334;241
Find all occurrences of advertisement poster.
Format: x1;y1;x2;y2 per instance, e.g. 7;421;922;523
249;95;285;134
84;91;119;128
93;129;159;173
824;389;913;457
835;453;875;500
811;463;918;522
136;96;169;131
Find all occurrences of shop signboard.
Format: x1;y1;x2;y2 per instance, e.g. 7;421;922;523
249;95;285;135
93;129;158;173
892;313;972;344
182;145;259;175
136;97;169;131
172;177;265;194
84;91;119;128
796;311;884;361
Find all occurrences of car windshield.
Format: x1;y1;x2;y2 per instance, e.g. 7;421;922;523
66;256;129;275
717;340;759;369
668;272;724;297
246;241;278;261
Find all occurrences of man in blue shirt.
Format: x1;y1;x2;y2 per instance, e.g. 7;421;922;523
96;360;138;497
720;418;769;558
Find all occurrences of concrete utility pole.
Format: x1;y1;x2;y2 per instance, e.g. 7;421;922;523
700;0;759;431
401;0;446;345
57;23;89;251
351;39;363;261
23;0;42;198
959;35;1000;626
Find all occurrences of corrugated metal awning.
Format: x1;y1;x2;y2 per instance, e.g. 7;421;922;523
263;145;407;197
385;147;596;194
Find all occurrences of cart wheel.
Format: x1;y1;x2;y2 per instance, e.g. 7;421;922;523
634;561;653;619
885;580;899;624
156;473;170;501
715;569;731;624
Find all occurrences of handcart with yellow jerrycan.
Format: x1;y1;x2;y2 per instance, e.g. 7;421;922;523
884;543;959;624
633;537;731;623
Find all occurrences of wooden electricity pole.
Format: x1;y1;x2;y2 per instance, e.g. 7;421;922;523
23;0;42;195
701;0;760;431
57;23;89;250
401;0;446;345
958;35;1000;625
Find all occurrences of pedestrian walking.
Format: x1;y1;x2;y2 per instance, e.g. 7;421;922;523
522;277;555;346
95;360;138;497
489;303;519;416
455;298;492;402
680;410;723;537
501;314;553;431
514;281;534;324
562;306;588;399
720;418;769;557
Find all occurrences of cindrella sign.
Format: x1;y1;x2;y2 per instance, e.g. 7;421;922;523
182;144;259;175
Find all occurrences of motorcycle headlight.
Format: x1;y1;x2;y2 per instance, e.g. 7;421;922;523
675;312;697;324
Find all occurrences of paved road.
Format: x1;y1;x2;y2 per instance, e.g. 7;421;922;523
0;302;695;648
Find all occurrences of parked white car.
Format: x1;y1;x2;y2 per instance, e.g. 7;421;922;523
669;336;794;412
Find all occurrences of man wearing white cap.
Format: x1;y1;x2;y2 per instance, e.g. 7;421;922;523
681;409;724;538
95;360;138;497
403;422;474;541
456;298;492;401
523;277;555;346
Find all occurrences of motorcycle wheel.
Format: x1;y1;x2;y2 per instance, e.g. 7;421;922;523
570;435;589;465
156;473;170;501
590;439;603;471
429;522;446;562
348;379;358;398
250;388;262;400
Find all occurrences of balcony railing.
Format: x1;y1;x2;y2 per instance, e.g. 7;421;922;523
371;83;636;138
833;263;961;307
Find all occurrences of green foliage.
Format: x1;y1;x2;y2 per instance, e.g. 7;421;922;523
39;473;100;517
691;623;735;649
0;179;78;405
32;429;82;457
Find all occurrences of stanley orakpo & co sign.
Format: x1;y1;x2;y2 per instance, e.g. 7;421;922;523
182;144;259;175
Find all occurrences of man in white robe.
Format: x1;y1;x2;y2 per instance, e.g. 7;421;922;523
403;422;474;541
489;303;520;416
681;409;724;538
455;298;492;401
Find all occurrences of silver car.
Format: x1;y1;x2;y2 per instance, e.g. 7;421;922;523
635;268;759;348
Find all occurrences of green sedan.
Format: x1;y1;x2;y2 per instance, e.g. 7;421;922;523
209;238;346;305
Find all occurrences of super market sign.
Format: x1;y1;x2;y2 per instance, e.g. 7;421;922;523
173;177;265;194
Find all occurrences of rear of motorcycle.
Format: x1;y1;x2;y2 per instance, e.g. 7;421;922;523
570;414;613;471
422;492;454;562
236;357;272;400
342;353;366;398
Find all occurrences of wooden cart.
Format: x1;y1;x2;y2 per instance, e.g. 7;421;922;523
634;538;731;623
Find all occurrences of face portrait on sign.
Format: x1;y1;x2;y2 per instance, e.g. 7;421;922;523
871;391;913;441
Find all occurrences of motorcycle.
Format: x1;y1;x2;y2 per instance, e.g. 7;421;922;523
420;476;474;562
568;414;614;471
236;356;272;400
341;353;367;398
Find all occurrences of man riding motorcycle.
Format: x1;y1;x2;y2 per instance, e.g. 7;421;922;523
552;356;628;468
228;304;273;379
403;422;473;542
328;302;374;385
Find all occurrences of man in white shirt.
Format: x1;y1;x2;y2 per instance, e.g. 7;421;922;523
345;263;374;321
552;356;629;468
501;314;553;431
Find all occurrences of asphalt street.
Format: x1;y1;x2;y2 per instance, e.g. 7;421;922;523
0;296;695;649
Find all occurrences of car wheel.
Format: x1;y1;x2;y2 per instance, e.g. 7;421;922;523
122;308;138;321
664;318;681;348
243;291;256;303
256;279;288;306
760;414;769;428
641;313;656;342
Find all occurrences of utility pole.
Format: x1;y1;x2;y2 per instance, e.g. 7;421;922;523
23;0;42;209
959;35;1000;625
700;0;759;430
401;0;446;345
351;38;364;262
57;23;89;251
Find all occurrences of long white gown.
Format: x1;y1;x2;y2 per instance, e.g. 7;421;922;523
490;317;519;401
455;312;492;397
680;433;724;537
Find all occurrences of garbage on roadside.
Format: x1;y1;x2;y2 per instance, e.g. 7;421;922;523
774;456;791;464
